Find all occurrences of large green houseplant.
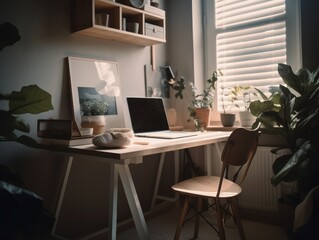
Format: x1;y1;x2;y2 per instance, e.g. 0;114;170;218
0;22;53;147
1;22;54;239
250;63;319;235
250;63;319;191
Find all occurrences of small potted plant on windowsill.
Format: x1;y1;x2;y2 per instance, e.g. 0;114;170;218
231;85;259;128
80;98;109;135
219;84;237;127
187;71;217;131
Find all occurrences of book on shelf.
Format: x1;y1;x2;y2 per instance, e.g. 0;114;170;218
38;136;93;146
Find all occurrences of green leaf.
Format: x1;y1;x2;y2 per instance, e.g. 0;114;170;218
278;63;302;95
16;135;38;148
271;141;311;186
14;117;30;133
9;85;53;114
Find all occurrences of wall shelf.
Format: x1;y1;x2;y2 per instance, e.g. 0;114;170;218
71;0;166;46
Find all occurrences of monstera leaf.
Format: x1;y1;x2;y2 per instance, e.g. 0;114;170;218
9;85;53;114
0;85;53;144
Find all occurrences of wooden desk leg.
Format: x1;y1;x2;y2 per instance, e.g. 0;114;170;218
150;152;166;210
108;164;119;240
51;156;74;238
117;164;150;240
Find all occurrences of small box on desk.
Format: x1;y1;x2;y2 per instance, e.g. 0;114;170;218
37;119;93;146
145;23;164;39
37;119;77;139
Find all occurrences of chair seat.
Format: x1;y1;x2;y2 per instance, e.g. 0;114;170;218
172;176;241;198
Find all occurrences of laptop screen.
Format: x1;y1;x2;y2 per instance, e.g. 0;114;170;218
127;97;169;133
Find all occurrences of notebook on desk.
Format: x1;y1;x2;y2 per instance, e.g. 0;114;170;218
126;97;198;139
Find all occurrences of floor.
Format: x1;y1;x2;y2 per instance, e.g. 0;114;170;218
117;207;289;240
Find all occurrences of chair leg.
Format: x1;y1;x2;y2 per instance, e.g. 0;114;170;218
174;196;190;240
193;197;202;239
229;198;246;240
216;199;226;240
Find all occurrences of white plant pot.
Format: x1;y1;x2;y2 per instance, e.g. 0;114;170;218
239;111;256;128
81;115;106;135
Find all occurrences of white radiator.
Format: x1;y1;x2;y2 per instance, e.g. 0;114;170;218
238;146;282;212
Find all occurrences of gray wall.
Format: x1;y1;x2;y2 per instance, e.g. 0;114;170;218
0;0;180;238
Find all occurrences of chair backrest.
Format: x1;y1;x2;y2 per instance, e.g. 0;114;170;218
220;124;260;186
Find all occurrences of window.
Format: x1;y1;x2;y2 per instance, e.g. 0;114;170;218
203;0;302;112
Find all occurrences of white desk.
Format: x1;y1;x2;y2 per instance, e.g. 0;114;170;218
47;131;231;240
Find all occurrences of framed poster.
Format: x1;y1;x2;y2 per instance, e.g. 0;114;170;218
67;57;125;135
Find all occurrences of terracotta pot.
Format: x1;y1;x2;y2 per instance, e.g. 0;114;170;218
220;113;236;127
165;108;177;126
195;108;211;129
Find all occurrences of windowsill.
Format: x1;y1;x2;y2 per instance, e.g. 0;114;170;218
206;126;239;131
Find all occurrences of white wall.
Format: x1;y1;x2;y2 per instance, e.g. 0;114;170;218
0;0;176;238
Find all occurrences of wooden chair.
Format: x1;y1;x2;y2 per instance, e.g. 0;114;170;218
172;125;260;240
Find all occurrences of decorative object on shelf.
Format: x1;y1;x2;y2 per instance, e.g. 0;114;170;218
122;17;126;30
122;0;145;8
150;0;159;8
188;71;218;131
250;63;319;236
71;0;165;46
68;57;125;136
126;22;139;33
95;12;109;26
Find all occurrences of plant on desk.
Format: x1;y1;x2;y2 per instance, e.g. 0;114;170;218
188;71;217;131
218;70;237;127
80;98;109;135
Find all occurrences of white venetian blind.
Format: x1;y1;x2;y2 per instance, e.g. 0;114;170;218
215;0;287;112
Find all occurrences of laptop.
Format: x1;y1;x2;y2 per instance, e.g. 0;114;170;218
126;97;198;139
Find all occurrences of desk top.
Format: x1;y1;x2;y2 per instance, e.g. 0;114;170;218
42;131;231;164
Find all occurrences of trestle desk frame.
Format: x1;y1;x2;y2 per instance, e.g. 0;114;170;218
47;131;231;240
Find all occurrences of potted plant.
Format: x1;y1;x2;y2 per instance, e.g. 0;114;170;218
219;83;237;127
231;85;259;128
0;22;55;239
0;22;54;147
166;73;186;127
80;98;109;135
249;63;319;237
188;71;217;131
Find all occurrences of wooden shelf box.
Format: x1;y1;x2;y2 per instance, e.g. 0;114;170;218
71;0;166;46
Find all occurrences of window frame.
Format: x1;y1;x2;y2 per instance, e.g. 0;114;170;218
203;0;302;120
